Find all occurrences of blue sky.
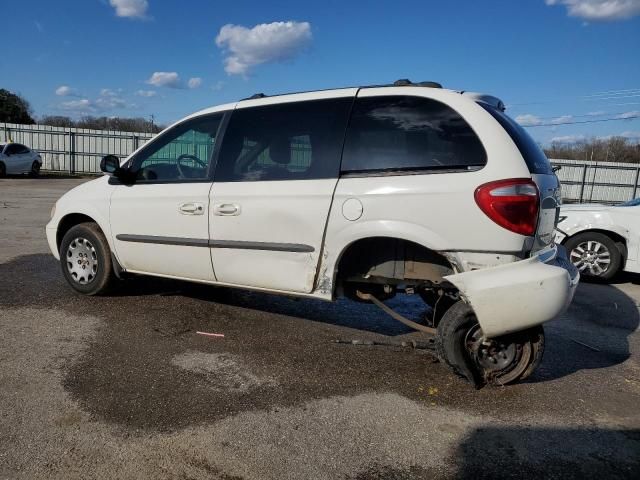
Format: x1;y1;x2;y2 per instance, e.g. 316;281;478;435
2;0;639;144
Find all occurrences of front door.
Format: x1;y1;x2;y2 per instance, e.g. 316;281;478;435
209;94;354;293
110;112;225;281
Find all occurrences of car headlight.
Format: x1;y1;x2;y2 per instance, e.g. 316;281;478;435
50;203;56;220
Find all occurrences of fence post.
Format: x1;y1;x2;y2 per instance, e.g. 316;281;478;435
579;164;588;203
633;168;640;200
133;135;139;151
69;131;76;175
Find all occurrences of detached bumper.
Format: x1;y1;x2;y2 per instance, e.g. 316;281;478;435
444;245;579;338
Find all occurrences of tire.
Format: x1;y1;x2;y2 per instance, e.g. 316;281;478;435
436;301;545;387
418;288;456;324
60;222;114;295
29;161;40;177
0;161;6;178
564;231;622;281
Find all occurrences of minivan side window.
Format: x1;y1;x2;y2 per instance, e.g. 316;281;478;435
341;96;486;174
215;98;352;182
130;113;224;182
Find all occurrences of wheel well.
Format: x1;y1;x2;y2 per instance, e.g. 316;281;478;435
336;237;455;288
56;213;98;249
562;229;628;262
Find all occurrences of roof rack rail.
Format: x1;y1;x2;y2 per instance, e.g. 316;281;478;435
241;93;267;100
393;79;442;88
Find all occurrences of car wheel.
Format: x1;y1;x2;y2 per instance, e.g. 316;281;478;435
0;161;6;178
60;222;114;295
436;301;545;387
564;232;622;281
29;161;40;177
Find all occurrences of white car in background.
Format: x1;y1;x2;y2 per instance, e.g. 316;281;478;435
0;142;42;177
556;199;640;280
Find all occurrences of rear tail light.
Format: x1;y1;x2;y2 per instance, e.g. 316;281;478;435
474;178;539;236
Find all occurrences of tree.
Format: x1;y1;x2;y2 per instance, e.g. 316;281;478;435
545;137;640;164
39;115;74;128
0;89;35;124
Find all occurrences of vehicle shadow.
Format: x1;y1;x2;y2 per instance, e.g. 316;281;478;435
454;426;640;479
525;280;639;383
117;274;426;337
1;254;637;383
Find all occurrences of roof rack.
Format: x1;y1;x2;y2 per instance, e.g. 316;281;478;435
393;79;443;88
242;93;267;100
238;79;444;101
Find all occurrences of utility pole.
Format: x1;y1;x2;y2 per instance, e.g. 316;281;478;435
149;114;155;134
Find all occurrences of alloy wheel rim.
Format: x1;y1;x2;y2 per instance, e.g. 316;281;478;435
570;240;611;276
66;237;98;284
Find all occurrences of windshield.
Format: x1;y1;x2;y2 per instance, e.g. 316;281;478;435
620;198;640;207
480;103;553;175
0;144;5;152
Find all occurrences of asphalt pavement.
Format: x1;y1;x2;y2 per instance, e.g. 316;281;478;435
1;176;639;479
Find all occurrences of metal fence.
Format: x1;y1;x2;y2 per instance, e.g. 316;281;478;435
1;122;154;174
551;158;640;204
3;122;640;204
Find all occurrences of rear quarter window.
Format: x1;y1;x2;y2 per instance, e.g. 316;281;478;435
480;103;552;175
341;95;486;174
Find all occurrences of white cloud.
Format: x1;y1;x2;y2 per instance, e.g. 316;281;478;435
550;115;573;124
136;89;157;97
146;71;182;88
60;99;95;113
55;85;76;96
215;21;312;76
545;0;640;21
619;131;640;139
550;134;587;143
109;0;148;19
187;77;202;89
587;110;606;116
615;110;640;119
211;80;225;91
515;114;543;126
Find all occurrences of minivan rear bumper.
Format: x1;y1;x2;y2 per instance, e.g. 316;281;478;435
444;244;579;338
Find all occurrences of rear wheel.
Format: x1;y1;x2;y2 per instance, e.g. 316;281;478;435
60;223;114;295
29;161;40;177
564;232;621;281
436;301;545;386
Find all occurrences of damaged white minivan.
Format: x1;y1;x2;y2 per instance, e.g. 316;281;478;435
46;80;579;387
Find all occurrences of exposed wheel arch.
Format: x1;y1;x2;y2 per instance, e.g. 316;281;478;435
334;236;457;306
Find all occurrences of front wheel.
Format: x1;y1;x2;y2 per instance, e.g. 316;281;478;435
436;301;545;386
60;223;114;295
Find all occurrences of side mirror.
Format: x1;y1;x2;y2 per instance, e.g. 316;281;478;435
100;155;121;174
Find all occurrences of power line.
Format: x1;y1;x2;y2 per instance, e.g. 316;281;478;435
525;115;640;128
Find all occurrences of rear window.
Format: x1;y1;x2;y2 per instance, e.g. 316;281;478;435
341;96;486;174
480;103;552;175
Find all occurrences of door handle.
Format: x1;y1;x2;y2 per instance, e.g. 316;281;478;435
213;203;241;216
179;202;204;215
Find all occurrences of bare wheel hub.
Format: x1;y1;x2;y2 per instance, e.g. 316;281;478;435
466;325;517;371
570;240;610;276
66;237;98;284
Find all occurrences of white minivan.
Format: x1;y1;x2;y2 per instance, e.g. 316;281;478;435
46;80;579;386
